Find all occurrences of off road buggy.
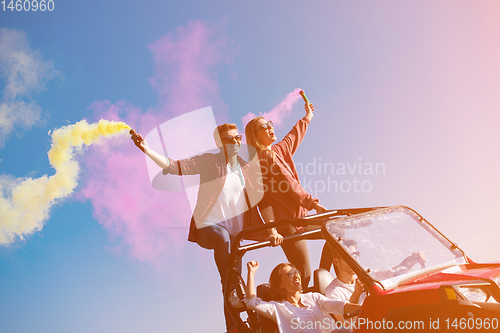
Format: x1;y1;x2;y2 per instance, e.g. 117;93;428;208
224;206;500;332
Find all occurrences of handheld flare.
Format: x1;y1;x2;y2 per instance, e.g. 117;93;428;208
299;90;310;104
129;129;145;153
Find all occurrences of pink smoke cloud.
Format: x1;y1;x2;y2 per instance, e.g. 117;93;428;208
77;20;239;267
148;19;238;120
241;88;303;129
78;100;189;263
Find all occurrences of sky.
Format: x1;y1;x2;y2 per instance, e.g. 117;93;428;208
1;1;500;332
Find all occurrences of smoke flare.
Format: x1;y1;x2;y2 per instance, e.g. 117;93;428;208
0;119;130;245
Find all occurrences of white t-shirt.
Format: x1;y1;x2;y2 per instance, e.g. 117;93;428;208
324;278;366;305
199;164;248;236
244;292;345;333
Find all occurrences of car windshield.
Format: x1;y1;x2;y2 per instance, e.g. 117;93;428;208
325;206;467;289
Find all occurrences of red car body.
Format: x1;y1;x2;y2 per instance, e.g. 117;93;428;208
225;206;500;332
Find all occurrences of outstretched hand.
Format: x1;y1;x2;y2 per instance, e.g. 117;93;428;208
392;252;427;276
130;129;147;153
410;252;426;268
400;252;426;270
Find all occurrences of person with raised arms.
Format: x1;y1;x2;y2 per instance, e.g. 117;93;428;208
131;124;283;333
244;260;361;333
245;99;326;290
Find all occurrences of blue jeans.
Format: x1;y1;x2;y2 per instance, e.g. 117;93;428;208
196;224;242;331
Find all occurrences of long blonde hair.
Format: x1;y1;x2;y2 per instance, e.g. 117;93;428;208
245;117;275;163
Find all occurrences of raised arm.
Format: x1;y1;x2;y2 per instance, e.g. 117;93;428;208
273;101;315;158
391;252;426;276
246;261;259;300
372;252;427;280
130;129;171;169
243;261;278;320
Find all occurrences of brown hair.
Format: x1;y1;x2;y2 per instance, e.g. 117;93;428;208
213;123;238;148
269;262;298;302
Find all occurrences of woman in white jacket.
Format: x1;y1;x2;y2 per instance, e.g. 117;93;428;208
244;261;362;333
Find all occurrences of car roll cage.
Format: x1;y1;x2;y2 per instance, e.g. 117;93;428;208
229;207;382;265
224;207;383;332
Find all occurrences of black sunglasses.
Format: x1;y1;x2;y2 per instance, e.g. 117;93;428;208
222;135;242;142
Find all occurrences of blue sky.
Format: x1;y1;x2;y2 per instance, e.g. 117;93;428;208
1;1;500;332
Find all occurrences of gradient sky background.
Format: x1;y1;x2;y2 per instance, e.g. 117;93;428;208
1;1;500;332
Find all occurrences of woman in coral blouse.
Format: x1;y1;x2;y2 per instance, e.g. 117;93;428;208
245;101;326;289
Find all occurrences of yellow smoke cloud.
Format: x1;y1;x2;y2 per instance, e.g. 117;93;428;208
0;119;130;245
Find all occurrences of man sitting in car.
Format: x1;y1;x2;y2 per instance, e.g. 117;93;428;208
324;239;366;324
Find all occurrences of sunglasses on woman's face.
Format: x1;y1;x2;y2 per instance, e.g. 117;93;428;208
260;121;273;130
285;269;301;279
221;135;242;142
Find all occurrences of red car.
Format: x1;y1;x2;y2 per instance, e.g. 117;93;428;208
224;206;500;332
